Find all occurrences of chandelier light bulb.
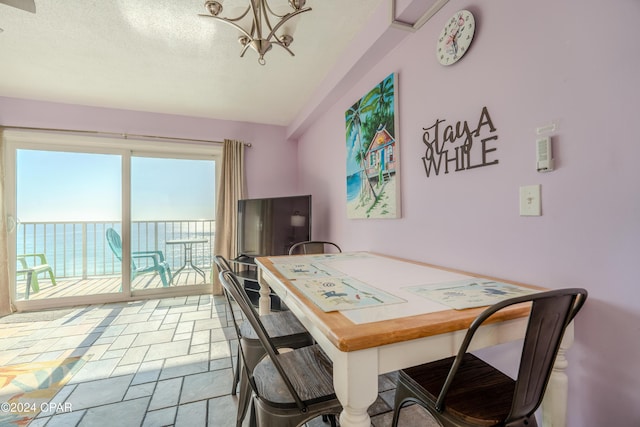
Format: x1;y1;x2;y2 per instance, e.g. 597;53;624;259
289;0;306;10
205;0;223;16
280;34;293;47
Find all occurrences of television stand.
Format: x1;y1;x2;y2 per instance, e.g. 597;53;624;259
231;255;283;311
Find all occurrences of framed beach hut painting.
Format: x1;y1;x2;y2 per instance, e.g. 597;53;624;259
345;73;400;219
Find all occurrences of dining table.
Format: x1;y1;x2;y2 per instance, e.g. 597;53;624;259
255;251;575;427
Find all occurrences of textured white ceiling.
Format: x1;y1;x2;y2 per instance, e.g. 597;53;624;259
0;0;384;126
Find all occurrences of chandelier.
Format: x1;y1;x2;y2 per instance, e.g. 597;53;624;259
199;0;312;65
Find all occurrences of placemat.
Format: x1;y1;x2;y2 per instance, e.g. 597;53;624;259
290;276;405;312
405;279;538;310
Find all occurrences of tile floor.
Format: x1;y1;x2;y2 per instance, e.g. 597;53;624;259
0;295;438;427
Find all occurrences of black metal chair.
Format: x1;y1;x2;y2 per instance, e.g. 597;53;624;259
391;288;587;427
219;269;342;427
213;256;242;395
214;256;314;427
288;240;342;255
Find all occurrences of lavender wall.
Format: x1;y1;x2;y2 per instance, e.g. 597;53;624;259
1;0;639;423
294;1;640;426
0;97;297;198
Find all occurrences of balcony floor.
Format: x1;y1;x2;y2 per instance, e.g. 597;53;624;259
16;270;212;301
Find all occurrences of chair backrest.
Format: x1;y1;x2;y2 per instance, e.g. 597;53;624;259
218;269;308;411
288;240;342;255
216;265;246;351
214;255;239;328
436;288;588;423
106;228;124;262
213;255;233;273
106;228;139;270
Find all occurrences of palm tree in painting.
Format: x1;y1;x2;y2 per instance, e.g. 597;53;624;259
360;75;395;148
346;93;378;200
373;75;394;119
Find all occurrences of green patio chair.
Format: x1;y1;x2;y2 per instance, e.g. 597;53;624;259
17;253;57;298
106;228;173;287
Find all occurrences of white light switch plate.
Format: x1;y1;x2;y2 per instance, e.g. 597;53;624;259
520;185;541;216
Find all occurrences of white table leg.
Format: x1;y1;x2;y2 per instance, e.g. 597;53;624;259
332;348;379;427
541;322;573;427
257;269;271;316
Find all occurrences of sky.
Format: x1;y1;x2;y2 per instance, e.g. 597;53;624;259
16;150;216;222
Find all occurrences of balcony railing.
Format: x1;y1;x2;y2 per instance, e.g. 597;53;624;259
16;220;215;279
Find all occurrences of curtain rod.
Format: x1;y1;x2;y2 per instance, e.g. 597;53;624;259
0;125;252;147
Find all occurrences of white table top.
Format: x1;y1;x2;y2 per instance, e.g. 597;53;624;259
257;252;541;352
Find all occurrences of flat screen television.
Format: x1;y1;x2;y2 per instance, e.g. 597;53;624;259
237;195;311;257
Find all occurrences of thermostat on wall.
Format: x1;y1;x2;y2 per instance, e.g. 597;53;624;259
536;136;554;172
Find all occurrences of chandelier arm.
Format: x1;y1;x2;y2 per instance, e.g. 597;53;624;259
233;5;252;22
199;5;251;23
263;0;288;19
199;14;253;41
265;7;311;41
272;42;295;56
239;43;252;57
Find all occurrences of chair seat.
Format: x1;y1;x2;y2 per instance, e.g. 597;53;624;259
17;253;57;297
17;263;51;274
219;268;342;427
240;310;309;341
400;353;515;426
393;289;587;427
135;260;171;275
253;344;336;408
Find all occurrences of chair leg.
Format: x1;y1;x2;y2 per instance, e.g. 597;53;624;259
326;414;337;427
46;267;57;286
231;348;240;395
25;271;33;300
391;401;404;427
392;378;415;427
248;397;257;427
322;414;338;426
160;269;170;287
237;365;252;426
166;266;173;285
30;273;40;293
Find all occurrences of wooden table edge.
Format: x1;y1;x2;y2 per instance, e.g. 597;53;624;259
256;252;546;352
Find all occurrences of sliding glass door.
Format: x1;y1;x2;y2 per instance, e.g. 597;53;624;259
130;155;216;291
4;131;219;309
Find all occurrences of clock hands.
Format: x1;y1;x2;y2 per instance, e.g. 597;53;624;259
437;10;474;66
445;28;459;55
445;13;467;56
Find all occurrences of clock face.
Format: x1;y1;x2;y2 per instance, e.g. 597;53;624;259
436;10;475;66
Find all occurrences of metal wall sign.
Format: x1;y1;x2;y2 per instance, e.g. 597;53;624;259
421;106;499;177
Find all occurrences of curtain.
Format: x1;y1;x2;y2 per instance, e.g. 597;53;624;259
212;139;246;295
0;132;13;316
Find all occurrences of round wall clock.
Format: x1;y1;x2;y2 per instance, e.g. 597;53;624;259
436;10;475;66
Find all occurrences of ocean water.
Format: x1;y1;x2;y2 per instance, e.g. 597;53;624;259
16;221;214;278
347;171;362;201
